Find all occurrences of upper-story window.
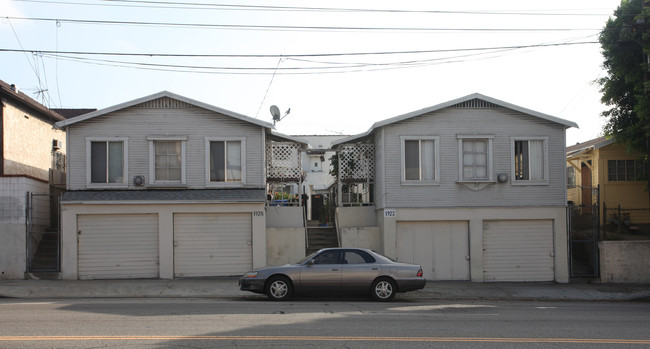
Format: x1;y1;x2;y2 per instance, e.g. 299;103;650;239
148;137;187;185
206;138;245;185
458;136;493;182
401;136;440;184
87;137;128;187
511;137;548;184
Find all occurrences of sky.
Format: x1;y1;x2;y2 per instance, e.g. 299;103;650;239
1;0;625;145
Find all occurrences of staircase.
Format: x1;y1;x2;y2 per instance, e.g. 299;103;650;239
306;224;339;255
29;232;60;274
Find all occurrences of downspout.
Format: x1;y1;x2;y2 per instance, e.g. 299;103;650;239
0;98;4;175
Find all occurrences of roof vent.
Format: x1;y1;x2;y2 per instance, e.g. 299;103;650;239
10;84;18;93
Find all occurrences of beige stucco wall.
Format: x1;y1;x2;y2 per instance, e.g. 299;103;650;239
336;206;376;227
266;206;303;228
60;201;266;280
340;226;381;251
0;224;25;279
374;206;569;283
266;227;305;266
599;241;650;283
3;100;65;181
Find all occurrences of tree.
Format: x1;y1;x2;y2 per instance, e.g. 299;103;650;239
598;0;650;169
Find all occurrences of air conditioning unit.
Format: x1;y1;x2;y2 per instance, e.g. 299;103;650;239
52;139;62;150
133;175;145;187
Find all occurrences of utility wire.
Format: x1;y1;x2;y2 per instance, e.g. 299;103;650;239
11;0;613;16
0;41;599;59
4;16;601;32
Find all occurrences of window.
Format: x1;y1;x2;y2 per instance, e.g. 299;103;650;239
458;136;492;182
87;138;127;186
401;136;439;183
149;137;187;185
206;138;244;184
608;160;647;181
343;250;376;264
567;167;576;188
512;138;548;184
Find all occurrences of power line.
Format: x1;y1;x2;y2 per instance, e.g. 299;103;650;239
4;16;601;32
0;41;599;59
11;0;613;16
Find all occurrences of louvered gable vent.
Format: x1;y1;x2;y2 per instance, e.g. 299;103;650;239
450;98;502;109
134;97;193;109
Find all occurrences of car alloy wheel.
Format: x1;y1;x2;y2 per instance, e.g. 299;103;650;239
266;276;292;301
371;278;396;301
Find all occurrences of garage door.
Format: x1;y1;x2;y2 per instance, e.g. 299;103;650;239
483;220;554;282
396;221;469;281
173;213;252;277
77;214;159;280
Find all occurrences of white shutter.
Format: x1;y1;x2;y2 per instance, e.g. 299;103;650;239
174;213;252;277
78;214;159;280
483;220;554;281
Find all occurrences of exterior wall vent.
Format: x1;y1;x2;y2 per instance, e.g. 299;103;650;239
450;99;502;109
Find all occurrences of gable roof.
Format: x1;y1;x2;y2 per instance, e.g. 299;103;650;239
566;136;616;157
55;91;274;129
0;79;65;123
333;93;579;146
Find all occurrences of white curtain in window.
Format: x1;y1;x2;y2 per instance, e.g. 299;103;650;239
226;141;242;181
421;140;435;180
528;140;544;180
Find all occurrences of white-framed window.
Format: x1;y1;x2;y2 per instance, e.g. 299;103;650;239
458;135;493;182
511;137;549;185
148;136;187;185
401;136;440;184
86;137;128;187
205;137;245;186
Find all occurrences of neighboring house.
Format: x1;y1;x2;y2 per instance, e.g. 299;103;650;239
332;93;577;283
0;79;66;279
298;135;346;222
566;136;650;225
55;91;305;280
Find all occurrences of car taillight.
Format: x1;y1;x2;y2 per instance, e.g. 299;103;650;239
417;268;423;277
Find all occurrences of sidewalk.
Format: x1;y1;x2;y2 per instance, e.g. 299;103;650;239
1;278;650;301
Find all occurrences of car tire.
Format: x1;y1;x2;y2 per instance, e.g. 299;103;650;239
266;276;292;301
370;278;396;301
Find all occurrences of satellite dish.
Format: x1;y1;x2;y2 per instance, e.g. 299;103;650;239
270;105;281;121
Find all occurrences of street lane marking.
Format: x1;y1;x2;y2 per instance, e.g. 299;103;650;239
1;336;649;344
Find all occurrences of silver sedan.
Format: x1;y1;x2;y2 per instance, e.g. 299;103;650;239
239;247;425;301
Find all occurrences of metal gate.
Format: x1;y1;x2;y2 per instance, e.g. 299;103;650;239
26;192;61;273
568;185;599;278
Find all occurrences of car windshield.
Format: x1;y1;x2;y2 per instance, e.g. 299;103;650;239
295;251;319;264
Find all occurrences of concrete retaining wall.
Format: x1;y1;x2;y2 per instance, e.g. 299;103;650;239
266;227;306;266
340;226;381;251
599;241;650;283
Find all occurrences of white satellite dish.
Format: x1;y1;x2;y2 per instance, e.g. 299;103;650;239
270;105;281;121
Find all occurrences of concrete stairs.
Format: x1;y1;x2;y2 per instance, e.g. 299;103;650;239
306;225;339;255
30;233;60;273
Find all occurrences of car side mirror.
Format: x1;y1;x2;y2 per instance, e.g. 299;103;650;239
306;259;315;266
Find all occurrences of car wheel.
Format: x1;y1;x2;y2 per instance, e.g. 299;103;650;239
266;276;292;301
370;278;396;301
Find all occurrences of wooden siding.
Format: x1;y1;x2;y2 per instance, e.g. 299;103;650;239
66;103;265;190
376;107;567;208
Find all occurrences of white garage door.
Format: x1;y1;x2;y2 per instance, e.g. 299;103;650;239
396;221;469;281
173;213;252;277
77;214;159;280
483;220;554;282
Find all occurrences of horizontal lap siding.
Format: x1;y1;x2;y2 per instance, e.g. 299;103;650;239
483;220;554;281
380;108;566;208
174;213;252;277
67;104;264;190
77;214;159;279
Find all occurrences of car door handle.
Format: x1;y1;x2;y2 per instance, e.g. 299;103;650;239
372;268;379;270
331;269;339;271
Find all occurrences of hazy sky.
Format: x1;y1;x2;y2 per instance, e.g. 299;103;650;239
1;0;623;145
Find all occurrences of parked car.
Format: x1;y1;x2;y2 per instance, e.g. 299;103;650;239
239;247;425;301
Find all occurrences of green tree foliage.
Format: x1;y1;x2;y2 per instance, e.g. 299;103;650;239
599;0;650;156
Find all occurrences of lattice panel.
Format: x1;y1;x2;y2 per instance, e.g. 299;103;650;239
339;144;374;181
266;142;302;181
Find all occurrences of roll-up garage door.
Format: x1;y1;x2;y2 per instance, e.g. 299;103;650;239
77;214;159;280
396;221;469;281
483;220;554;282
173;213;252;277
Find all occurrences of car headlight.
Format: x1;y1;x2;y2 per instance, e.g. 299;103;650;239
243;271;258;278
